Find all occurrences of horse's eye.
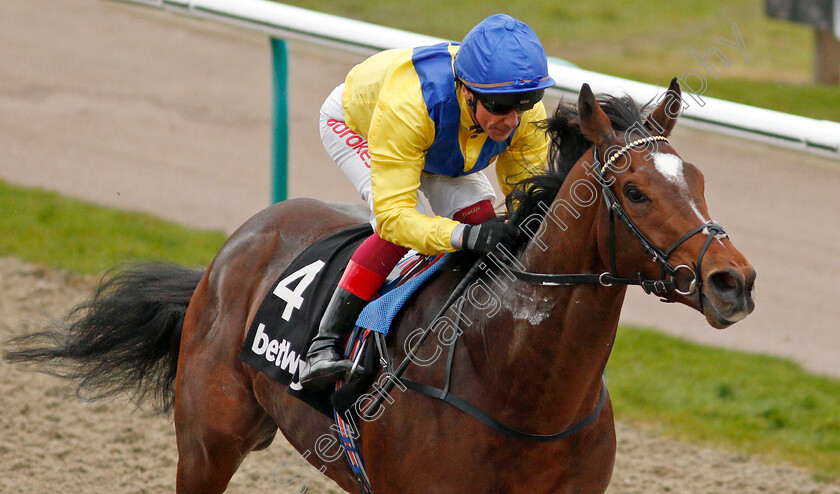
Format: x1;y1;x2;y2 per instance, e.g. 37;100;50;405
624;185;647;203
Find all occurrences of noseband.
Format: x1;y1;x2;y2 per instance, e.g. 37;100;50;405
510;136;727;299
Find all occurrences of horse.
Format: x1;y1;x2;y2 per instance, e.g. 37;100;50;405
3;79;755;493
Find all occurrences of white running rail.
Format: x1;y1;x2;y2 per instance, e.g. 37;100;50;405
116;0;840;160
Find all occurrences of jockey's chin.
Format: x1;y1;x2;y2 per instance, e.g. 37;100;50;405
485;126;516;142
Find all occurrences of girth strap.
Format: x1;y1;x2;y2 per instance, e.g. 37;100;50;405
400;376;608;443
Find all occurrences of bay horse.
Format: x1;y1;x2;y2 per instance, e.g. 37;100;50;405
4;79;755;493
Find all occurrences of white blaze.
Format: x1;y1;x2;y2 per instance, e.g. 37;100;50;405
653;152;686;189
653;152;707;221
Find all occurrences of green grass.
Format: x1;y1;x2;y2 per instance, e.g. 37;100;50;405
609;327;840;483
2;179;838;484
0;180;227;274
278;0;840;122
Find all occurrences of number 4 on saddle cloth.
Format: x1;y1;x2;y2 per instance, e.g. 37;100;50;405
237;224;448;418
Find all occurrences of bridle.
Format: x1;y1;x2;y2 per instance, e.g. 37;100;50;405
509;135;728;300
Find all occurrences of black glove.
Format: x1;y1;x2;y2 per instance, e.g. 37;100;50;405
462;217;520;255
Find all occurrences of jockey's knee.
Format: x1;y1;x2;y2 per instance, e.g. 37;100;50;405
340;233;409;300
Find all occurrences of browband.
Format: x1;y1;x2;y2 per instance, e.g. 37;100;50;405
600;135;669;173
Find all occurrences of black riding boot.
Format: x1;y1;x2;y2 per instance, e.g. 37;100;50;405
299;286;367;389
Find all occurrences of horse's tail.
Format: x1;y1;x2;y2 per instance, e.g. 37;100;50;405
2;263;203;414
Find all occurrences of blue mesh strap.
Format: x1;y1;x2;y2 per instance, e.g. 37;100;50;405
356;254;449;335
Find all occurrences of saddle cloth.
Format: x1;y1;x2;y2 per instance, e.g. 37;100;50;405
238;225;372;387
237;224;447;416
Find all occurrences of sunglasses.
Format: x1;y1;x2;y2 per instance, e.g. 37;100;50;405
470;89;544;115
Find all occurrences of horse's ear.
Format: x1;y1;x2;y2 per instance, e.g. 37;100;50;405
645;78;682;137
578;83;613;147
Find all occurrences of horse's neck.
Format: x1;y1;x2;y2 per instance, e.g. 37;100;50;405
463;163;625;428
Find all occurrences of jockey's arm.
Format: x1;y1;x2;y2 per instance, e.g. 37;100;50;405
494;103;550;198
368;91;461;256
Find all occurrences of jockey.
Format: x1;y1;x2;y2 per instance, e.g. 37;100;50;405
300;14;555;388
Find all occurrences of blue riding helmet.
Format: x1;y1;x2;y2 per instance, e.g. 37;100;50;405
454;14;555;111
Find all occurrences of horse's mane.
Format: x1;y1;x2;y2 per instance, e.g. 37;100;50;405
507;94;649;227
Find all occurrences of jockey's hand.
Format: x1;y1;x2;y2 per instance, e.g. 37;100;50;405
462;217;520;255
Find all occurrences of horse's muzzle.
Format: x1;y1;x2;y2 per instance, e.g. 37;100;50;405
703;266;757;328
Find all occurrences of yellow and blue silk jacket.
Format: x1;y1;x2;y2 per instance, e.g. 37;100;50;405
342;43;548;254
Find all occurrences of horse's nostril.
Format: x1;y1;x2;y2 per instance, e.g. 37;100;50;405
710;271;738;294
